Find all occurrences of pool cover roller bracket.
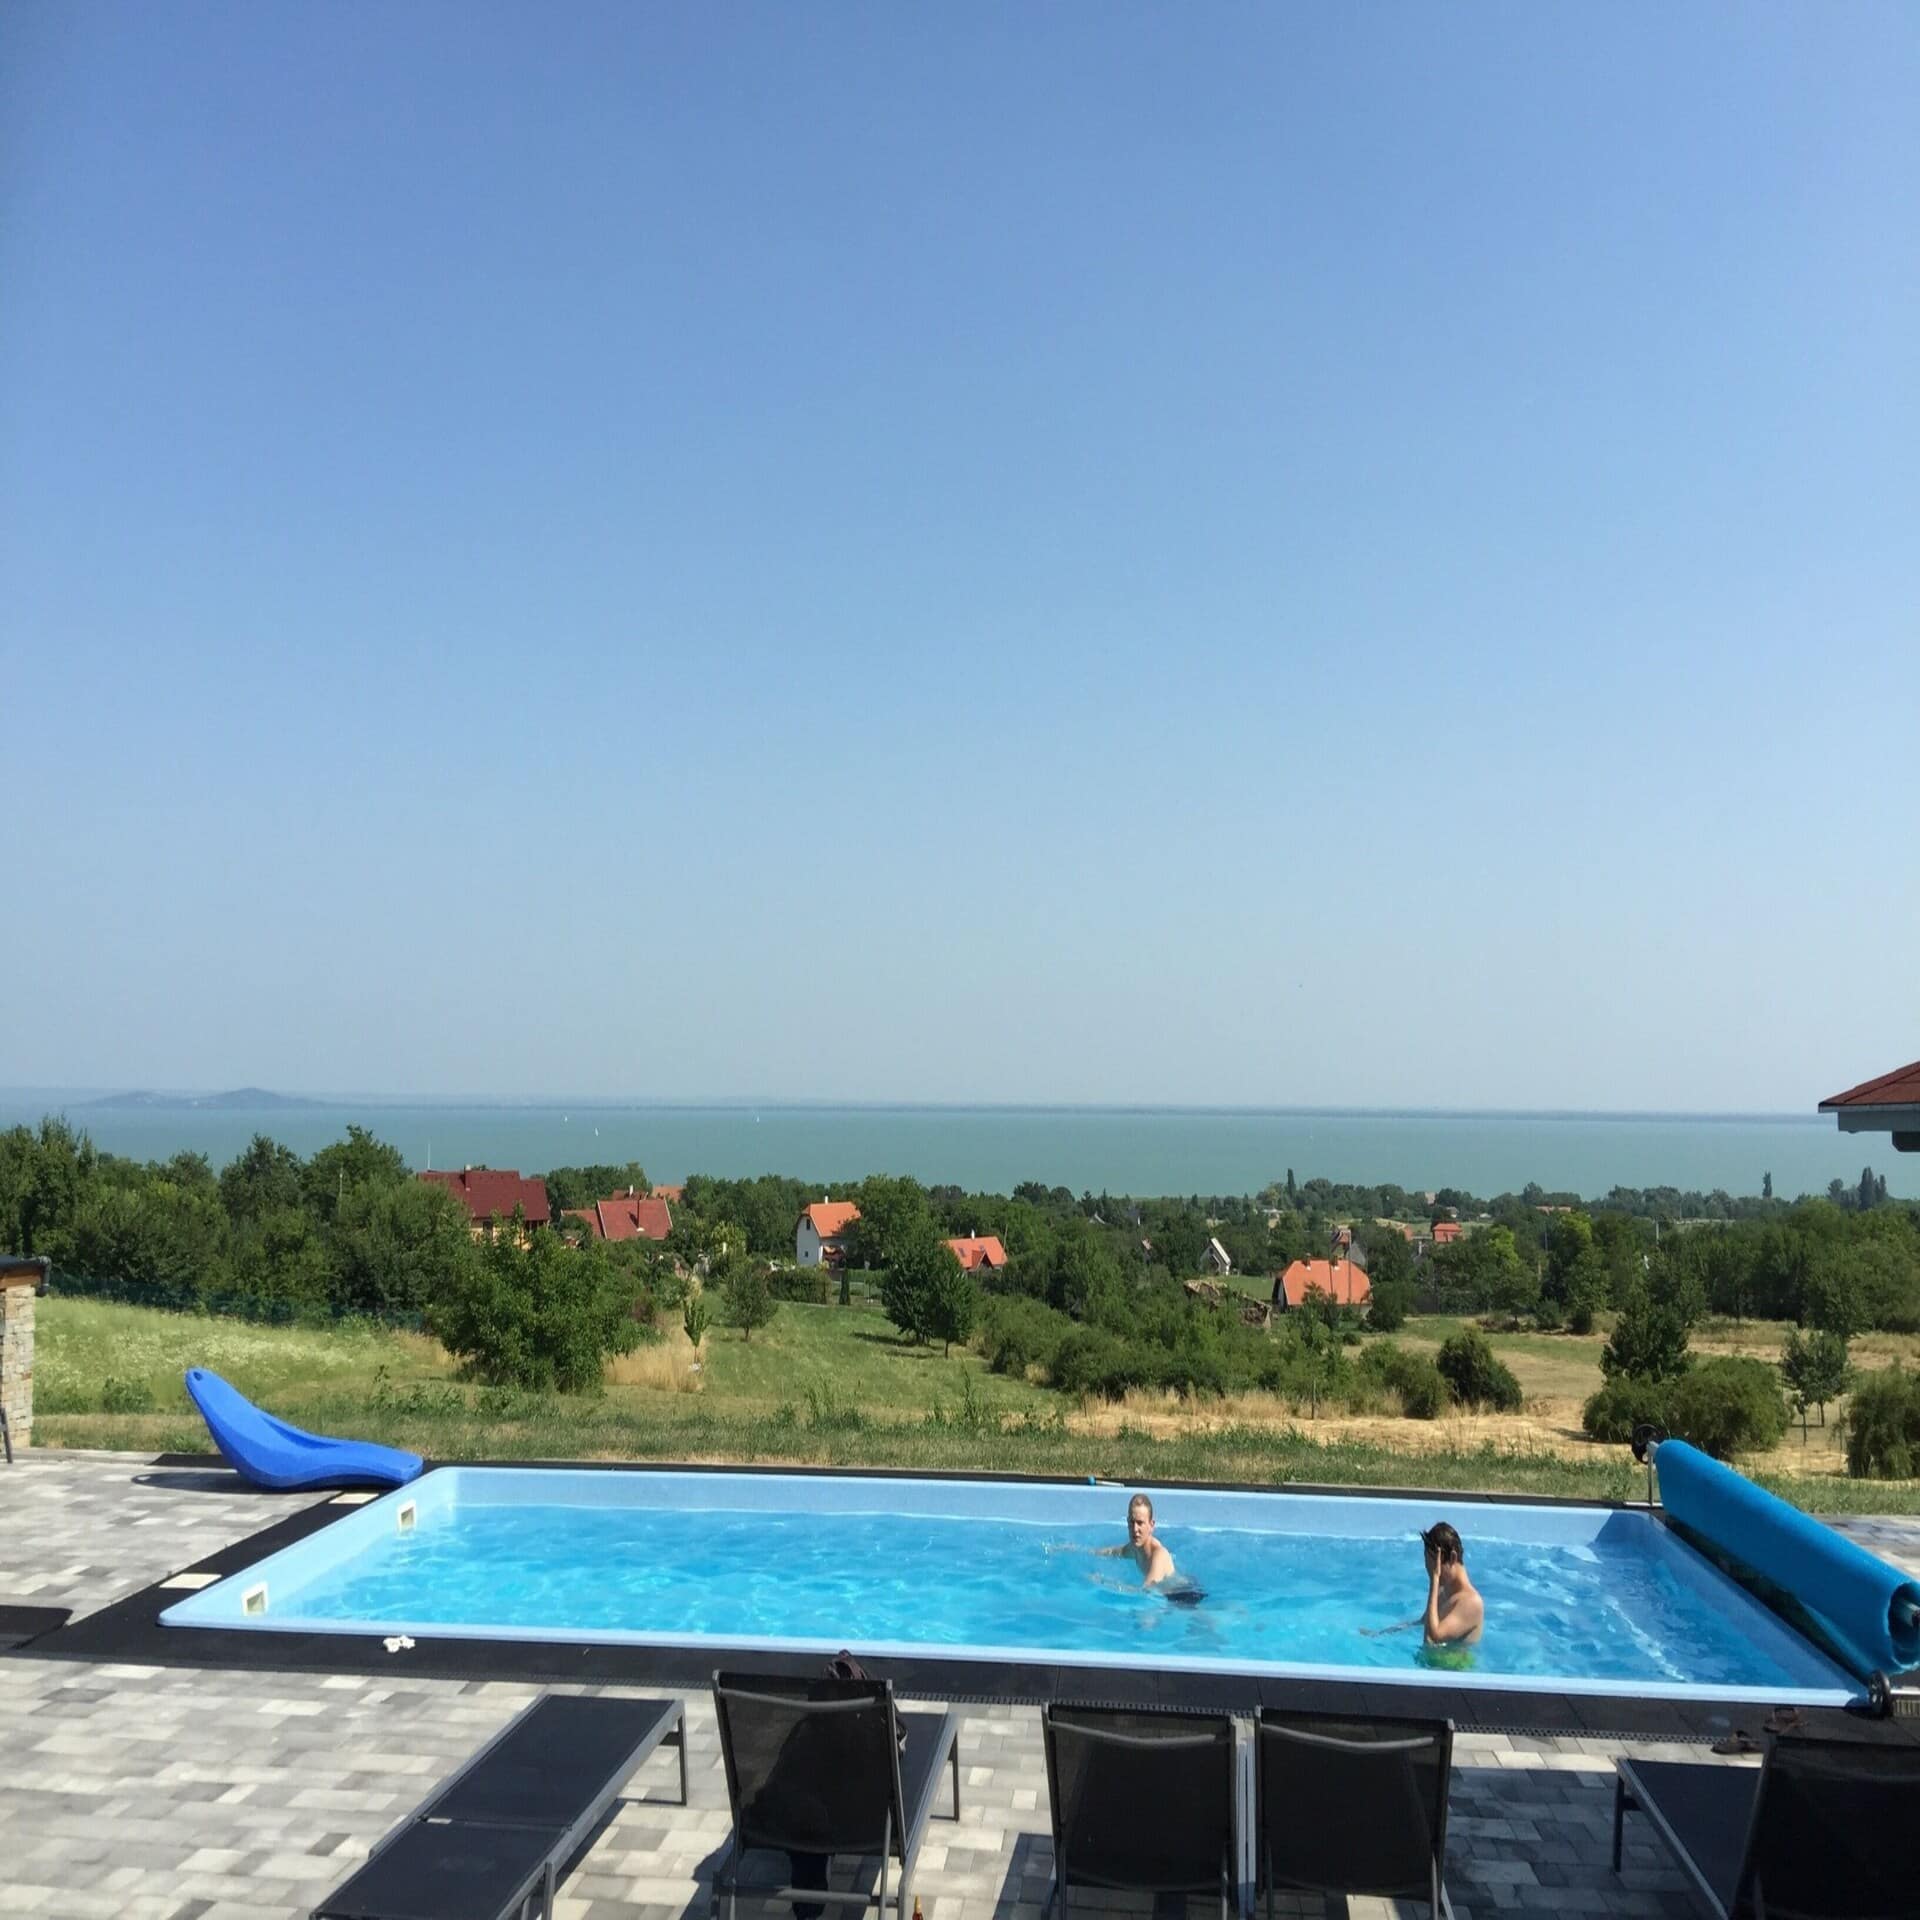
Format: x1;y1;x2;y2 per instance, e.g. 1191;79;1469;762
1652;1438;1920;1693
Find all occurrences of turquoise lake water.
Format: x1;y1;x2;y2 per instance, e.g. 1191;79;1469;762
3;1097;1905;1200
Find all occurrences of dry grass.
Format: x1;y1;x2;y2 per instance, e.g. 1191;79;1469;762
604;1326;706;1393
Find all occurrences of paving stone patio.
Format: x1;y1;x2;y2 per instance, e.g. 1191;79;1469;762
4;1450;1917;1920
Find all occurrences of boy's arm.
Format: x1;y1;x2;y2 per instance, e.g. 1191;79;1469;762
1423;1580;1482;1644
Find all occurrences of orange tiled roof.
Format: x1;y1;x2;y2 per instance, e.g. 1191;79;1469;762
651;1183;686;1204
946;1235;1007;1271
802;1201;861;1238
1274;1259;1372;1309
1821;1060;1920;1110
1431;1220;1464;1245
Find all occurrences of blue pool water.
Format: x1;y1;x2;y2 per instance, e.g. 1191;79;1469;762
161;1469;1860;1703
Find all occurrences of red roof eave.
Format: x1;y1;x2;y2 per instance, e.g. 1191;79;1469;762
1820;1059;1920;1110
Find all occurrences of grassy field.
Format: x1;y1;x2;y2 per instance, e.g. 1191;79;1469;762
27;1295;1920;1513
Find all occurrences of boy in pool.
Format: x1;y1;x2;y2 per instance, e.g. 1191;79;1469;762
1362;1521;1484;1645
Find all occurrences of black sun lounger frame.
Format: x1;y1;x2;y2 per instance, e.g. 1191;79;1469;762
1613;1729;1920;1919
311;1690;687;1920
709;1671;962;1920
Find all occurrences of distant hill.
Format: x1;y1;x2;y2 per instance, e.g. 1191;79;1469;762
86;1087;333;1111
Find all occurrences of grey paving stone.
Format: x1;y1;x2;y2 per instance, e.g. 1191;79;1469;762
6;1449;1918;1920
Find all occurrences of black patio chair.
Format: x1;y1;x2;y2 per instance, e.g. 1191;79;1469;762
311;1690;686;1920
1041;1703;1239;1920
1613;1728;1920;1917
710;1670;962;1920
1254;1707;1453;1919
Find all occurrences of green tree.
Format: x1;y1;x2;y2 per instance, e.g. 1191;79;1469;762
722;1255;776;1342
880;1225;960;1346
304;1126;409;1224
0;1117;97;1257
682;1289;712;1347
923;1252;979;1357
1802;1248;1865;1338
846;1175;935;1273
1600;1279;1692;1383
1357;1223;1415;1294
427;1228;640;1391
543;1162;649;1211
219;1134;306;1225
1780;1327;1851;1433
327;1176;472;1317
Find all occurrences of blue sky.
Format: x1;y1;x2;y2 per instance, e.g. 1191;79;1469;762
3;4;1915;1110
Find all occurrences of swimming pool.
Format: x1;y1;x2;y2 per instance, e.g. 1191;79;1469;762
160;1468;1860;1704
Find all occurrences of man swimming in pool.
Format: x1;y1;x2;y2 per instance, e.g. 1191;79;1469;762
1095;1493;1177;1589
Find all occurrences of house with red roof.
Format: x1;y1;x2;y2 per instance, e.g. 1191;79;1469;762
946;1235;1007;1273
650;1183;687;1204
419;1168;551;1238
1821;1059;1920;1155
1430;1220;1464;1247
1271;1258;1372;1313
565;1187;673;1244
796;1198;861;1268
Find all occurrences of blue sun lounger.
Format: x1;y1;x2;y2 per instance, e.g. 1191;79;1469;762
185;1366;423;1491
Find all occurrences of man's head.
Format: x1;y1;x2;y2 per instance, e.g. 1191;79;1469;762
1127;1494;1155;1545
1422;1522;1464;1573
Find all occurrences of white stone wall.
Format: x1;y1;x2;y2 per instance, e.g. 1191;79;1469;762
1;1281;33;1448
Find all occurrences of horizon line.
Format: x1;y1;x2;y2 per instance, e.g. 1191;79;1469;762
0;1086;1828;1124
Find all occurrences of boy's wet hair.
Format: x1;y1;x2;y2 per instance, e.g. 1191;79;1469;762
1422;1522;1464;1563
1129;1493;1154;1521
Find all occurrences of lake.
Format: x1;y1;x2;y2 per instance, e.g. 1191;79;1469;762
1;1098;1906;1201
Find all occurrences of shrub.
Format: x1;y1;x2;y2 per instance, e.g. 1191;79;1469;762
1665;1357;1789;1460
1581;1373;1673;1444
99;1374;154;1414
1359;1341;1448;1419
1600;1282;1692;1383
1052;1326;1143;1400
979;1295;1072;1379
1435;1329;1523;1412
770;1265;832;1304
1569;1301;1596;1336
1845;1367;1920;1480
1366;1282;1413;1333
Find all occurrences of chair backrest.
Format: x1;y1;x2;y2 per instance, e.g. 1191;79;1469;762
1742;1731;1920;1919
1042;1704;1237;1894
1256;1708;1451;1900
713;1672;905;1859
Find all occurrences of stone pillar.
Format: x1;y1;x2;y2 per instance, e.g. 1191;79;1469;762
0;1256;48;1453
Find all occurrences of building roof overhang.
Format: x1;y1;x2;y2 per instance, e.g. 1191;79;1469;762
1819;1058;1920;1152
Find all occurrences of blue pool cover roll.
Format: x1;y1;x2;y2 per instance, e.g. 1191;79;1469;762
1656;1438;1920;1677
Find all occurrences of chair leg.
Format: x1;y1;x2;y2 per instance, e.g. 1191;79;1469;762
1611;1775;1628;1872
677;1714;690;1806
950;1739;962;1819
